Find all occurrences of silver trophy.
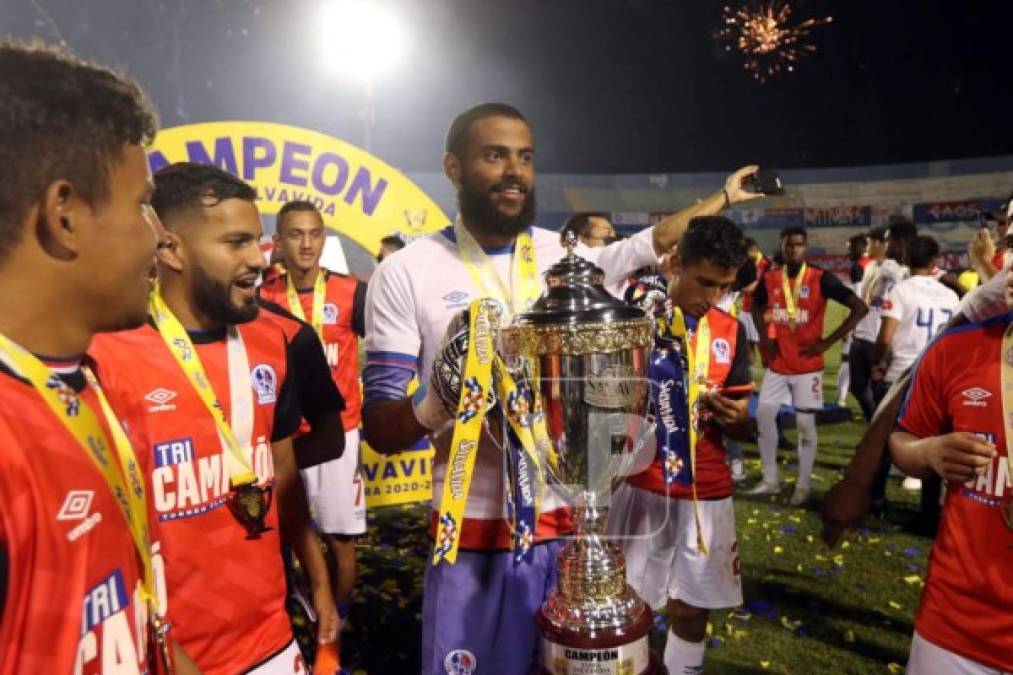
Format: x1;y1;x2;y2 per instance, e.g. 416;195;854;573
499;240;665;675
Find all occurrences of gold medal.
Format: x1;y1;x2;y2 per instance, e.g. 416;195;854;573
227;481;274;539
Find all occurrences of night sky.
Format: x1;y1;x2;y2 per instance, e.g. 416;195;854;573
3;0;1011;174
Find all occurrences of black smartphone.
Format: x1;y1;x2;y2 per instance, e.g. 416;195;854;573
747;169;785;196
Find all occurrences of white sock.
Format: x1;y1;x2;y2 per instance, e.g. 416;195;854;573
796;411;817;490
664;631;706;674
756;401;781;484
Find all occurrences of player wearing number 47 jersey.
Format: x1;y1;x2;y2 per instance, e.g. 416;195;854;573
749;226;867;506
91;163;338;675
0;43;201;674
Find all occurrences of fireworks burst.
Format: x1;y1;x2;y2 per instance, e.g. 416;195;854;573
715;2;833;83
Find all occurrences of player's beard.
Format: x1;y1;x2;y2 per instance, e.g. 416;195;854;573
189;259;259;325
457;172;536;239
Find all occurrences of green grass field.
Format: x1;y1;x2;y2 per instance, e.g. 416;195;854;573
334;302;930;674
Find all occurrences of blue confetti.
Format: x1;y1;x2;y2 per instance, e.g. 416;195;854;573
903;547;921;558
747;600;772;613
779;524;798;534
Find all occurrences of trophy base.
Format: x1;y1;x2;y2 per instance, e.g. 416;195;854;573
535;606;667;675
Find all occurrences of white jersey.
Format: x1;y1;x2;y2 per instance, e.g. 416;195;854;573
881;275;959;382
364;224;658;545
854;259;908;341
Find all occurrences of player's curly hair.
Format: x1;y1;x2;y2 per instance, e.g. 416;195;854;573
445;102;528;159
0;41;158;261
151;162;257;227
678;215;748;271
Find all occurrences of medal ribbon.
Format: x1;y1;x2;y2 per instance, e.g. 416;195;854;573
781;263;807;325
670;307;711;555
149;287;257;487
286;270;327;340
433;300;497;564
453;220;540;317
998;323;1013;530
0;336;167;662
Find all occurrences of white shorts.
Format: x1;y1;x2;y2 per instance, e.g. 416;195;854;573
739;312;759;343
606;485;742;611
758;369;823;412
906;631;1007;675
245;638;307;674
300;427;366;536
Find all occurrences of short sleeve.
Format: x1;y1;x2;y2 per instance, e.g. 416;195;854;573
271;356;301;442
820;271;856;305
364;257;421;369
288;323;345;425
881;283;903;321
896;338;949;438
579;227;659;286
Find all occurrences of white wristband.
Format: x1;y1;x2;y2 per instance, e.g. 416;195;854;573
411;382;451;432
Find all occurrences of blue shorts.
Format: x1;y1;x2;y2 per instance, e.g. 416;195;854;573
421;540;564;675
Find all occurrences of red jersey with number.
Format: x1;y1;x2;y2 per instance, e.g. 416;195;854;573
627;308;752;499
762;265;833;374
260;270;364;431
0;363;153;675
90;317;300;675
740;256;769;313
896;314;1013;671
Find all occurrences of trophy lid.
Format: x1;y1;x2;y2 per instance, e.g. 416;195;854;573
513;232;646;326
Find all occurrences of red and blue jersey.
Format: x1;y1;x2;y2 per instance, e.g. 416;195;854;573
896;313;1013;671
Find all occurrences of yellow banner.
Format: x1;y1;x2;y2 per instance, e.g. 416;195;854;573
359;438;434;508
148;121;448;253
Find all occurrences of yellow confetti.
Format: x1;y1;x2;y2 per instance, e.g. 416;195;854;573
904;575;922;585
868;537;881;543
747;518;758;525
833;554;845;566
815;554;827;562
790;515;801;523
841;541;850;549
888;600;903;610
734;629;747;640
780;616;802;631
844;630;855;643
796;564;803;573
888;664;904;674
726;623;734;636
806;534;814;543
760;661;771;669
752;509;760;515
773;545;783;554
706;622;714;637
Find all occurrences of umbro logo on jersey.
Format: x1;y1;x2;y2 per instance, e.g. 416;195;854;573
144;387;177;412
58;490;103;542
961;387;992;407
57;490;93;520
442;290;470;306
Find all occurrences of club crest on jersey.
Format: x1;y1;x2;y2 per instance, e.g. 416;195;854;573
251;364;278;404
712;338;731;364
323;303;339;324
799;285;810;299
444;649;476;675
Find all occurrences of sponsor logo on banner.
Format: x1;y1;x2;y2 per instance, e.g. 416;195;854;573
147;122;447;251
360;436;434;508
803;206;872;228
961;387;991;407
144;387;178;412
251;364;278;404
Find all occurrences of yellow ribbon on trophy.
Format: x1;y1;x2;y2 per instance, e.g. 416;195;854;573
0;335;172;670
149;286;258;488
433;300;497;564
671;307;711;556
781;263;807;331
286;270;327;340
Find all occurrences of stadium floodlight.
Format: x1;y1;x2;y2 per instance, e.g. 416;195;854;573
317;0;407;84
